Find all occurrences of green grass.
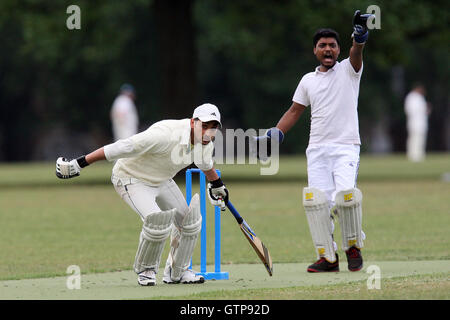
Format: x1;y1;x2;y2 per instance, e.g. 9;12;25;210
0;185;140;280
1;180;448;280
0;154;449;299
215;152;450;181
1;153;449;187
156;273;450;300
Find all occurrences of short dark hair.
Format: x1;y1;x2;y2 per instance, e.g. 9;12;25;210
119;83;135;94
313;28;340;47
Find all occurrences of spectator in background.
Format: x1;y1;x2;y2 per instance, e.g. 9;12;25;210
404;83;431;162
111;84;139;141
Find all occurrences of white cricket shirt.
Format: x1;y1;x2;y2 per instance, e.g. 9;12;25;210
293;58;363;145
404;91;428;132
104;119;214;185
110;95;139;140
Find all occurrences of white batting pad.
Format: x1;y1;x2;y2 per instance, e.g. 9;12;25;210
133;208;175;274
168;193;202;281
303;187;337;263
335;188;364;251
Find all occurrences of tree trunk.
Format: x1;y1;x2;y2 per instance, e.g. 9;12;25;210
153;0;197;119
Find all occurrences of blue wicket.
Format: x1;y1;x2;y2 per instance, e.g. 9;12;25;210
185;168;229;280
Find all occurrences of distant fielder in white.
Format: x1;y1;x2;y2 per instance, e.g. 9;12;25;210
55;103;230;286
110;84;139;141
255;10;375;272
404;84;430;162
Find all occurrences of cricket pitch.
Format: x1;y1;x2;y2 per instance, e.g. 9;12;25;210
1;260;448;300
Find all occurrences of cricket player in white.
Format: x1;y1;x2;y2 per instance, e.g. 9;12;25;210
256;11;374;272
56;103;229;286
110;84;139;141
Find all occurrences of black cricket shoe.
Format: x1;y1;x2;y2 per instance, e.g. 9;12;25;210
307;254;339;273
346;246;363;272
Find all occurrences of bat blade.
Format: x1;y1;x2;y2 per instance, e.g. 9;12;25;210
226;201;273;276
239;220;273;276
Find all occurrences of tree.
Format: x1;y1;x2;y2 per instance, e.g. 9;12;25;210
0;0;448;160
153;0;197;118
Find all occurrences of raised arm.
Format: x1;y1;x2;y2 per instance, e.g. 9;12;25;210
349;41;364;73
349;10;373;72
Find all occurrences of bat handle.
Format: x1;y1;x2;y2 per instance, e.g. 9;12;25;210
226;201;244;224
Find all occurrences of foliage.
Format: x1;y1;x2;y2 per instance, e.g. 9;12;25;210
0;0;448;160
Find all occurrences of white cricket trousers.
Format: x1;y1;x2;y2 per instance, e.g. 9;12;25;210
306;144;360;208
406;125;427;162
111;174;189;228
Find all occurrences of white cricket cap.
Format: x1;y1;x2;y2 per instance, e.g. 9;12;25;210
192;103;221;127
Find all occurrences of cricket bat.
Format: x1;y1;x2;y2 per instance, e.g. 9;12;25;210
226;201;273;276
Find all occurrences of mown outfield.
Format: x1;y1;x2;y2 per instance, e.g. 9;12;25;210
0;154;449;299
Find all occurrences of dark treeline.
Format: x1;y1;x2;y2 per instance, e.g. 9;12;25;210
0;0;448;161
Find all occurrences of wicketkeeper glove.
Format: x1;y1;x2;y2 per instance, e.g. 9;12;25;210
249;127;284;161
207;178;229;211
55;156;89;179
352;10;374;43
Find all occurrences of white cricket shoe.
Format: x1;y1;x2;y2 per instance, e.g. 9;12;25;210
163;266;205;284
137;269;156;286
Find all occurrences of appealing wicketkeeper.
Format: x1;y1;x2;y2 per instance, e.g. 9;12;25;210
56;103;229;286
255;10;374;272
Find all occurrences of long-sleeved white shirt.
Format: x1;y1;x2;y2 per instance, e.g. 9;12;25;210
104;118;214;185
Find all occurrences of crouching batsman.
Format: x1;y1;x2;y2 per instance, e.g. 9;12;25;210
55;104;229;285
256;11;375;272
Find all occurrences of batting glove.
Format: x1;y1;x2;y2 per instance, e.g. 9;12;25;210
249;127;284;161
352;10;374;43
55;156;89;179
207;178;229;211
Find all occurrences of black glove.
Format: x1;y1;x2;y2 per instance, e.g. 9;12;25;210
352;10;374;43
